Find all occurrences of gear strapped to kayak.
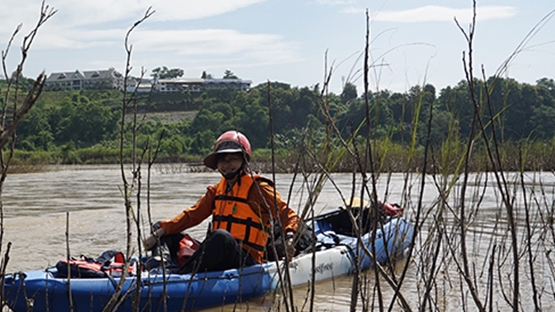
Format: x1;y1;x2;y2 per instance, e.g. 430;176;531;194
55;250;134;278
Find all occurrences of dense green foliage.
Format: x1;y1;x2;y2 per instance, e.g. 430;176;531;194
7;76;555;165
151;66;184;79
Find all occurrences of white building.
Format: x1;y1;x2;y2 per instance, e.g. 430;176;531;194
125;79;155;94
44;68;252;94
157;78;205;93
156;78;251;93
203;78;251;91
44;68;124;91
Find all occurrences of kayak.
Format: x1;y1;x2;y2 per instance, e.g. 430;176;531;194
2;206;414;311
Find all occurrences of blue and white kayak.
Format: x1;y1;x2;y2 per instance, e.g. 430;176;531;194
2;207;414;311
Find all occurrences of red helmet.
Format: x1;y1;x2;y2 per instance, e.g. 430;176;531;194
203;130;252;169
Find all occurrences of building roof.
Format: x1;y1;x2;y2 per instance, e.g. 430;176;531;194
45;69;122;82
204;78;252;84
158;78;205;84
157;78;252;84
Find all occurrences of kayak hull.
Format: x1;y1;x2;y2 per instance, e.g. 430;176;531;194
2;211;414;311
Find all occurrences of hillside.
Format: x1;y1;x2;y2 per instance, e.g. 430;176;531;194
125;110;198;124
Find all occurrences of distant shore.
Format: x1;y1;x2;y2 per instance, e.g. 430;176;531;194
8;148;555;174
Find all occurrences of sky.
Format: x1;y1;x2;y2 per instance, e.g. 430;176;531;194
1;0;554;95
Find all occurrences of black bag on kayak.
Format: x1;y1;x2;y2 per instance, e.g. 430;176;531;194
265;221;314;261
55;250;132;278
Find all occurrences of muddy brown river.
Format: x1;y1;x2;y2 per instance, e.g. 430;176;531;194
1;165;554;311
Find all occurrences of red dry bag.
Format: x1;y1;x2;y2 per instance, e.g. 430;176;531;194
177;233;199;267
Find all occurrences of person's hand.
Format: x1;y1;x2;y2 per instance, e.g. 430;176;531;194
284;232;295;260
145;235;157;250
145;227;166;250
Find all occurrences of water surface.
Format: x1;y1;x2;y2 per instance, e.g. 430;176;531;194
2;165;554;311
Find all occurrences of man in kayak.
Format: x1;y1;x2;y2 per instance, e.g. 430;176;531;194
145;130;299;273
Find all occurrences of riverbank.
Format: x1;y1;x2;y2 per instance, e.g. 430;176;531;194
7;141;555;174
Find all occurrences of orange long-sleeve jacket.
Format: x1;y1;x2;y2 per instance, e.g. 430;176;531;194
159;177;299;237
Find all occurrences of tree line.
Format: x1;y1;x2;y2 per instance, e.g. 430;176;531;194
7;75;555;164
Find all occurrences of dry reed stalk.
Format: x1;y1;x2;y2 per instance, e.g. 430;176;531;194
103;7;155;312
0;1;55;309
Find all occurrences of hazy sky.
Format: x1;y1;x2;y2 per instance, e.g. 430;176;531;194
1;0;554;94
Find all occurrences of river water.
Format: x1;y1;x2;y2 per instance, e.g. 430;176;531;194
1;165;555;311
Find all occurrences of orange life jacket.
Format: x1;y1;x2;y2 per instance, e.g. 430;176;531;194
212;174;271;263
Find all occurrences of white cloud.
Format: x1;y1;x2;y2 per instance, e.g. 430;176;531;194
0;0;266;32
314;0;357;5
149;0;266;21
1;0;279;70
32;28;124;50
49;0;266;25
372;5;517;23
0;2;52;38
130;29;300;64
26;26;301;69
